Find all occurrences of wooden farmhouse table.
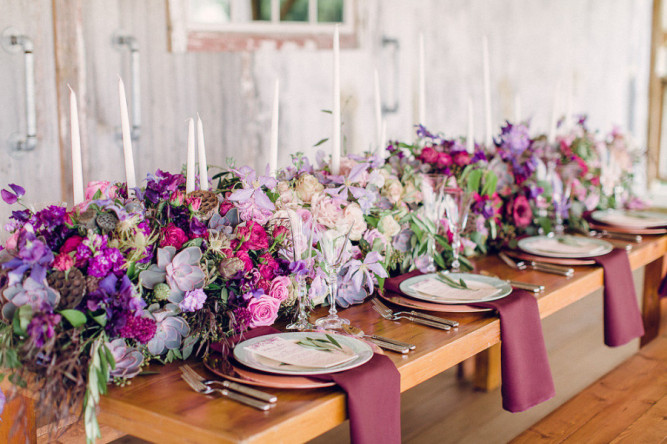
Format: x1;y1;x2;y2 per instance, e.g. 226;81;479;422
4;235;667;443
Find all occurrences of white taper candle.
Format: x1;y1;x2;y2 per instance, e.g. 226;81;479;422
331;24;341;175
482;36;493;148
68;86;84;205
269;78;279;174
374;68;382;152
418;32;426;126
118;77;137;194
197;114;208;191
548;83;561;144
186;118;195;193
467;97;475;154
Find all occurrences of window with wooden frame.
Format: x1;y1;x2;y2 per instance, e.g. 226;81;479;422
167;0;356;52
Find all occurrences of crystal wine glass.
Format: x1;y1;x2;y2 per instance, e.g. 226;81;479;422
285;211;314;331
420;174;448;273
546;162;571;235
442;187;474;272
314;226;352;330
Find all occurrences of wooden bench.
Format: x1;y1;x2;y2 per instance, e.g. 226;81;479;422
511;330;667;443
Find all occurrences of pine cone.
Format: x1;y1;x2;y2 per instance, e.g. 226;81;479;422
96;212;119;232
47;268;86;309
86;275;101;294
189;190;219;221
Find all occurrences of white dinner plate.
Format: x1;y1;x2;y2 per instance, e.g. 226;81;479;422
233;332;373;376
398;272;511;305
517;235;612;258
590;209;667;229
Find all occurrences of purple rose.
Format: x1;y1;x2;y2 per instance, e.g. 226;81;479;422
246;296;281;328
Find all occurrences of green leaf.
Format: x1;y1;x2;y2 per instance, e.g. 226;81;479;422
91;311;107;327
325;334;343;349
60;309;87;327
467;169;482;192
13;304;33;336
481;171;498;196
183;237;204;248
313;137;329;147
434;253;447;269
104;344;116;370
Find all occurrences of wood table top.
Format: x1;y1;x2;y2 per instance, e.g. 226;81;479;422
97;235;667;444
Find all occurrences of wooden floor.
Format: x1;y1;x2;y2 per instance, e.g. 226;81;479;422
511;329;667;443
57;268;666;444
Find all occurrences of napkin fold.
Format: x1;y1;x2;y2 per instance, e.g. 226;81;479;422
212;327;401;444
384;271;555;413
309;354;401;444
471;290;555;412
659;275;667;298
592;249;645;346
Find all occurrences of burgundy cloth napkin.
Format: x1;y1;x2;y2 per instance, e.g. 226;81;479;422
471;290;555;412
384;271;555;413
592;249;645;346
212;327;401;444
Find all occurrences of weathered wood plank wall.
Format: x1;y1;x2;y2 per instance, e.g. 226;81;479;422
0;0;653;224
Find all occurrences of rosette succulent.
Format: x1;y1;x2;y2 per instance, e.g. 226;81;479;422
139;246;205;303
145;304;190;355
107;338;144;379
2;277;60;320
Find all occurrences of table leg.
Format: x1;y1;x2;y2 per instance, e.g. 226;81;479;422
641;256;664;347
473;343;502;391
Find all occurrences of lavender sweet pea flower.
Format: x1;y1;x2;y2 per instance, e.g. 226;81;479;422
1;184;25;204
2;230;54;286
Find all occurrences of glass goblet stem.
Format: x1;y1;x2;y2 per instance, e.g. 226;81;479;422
451;229;462;271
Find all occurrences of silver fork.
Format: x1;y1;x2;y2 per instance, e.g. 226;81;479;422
500;251;574;276
372;303;451;330
371;298;459;328
180;371;272;411
180;364;277;403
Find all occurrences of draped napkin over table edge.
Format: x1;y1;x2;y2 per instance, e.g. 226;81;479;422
591;248;645;346
210;326;401;444
384;270;555;412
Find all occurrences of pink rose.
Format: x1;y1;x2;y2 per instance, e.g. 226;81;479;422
420;147;439;164
53;253;74;271
60;235;84;254
247;296;281;328
85;180;117;200
235;249;254;272
269;276;292;302
160;224;188;249
219;200;234;216
256;278;271;293
312;195;343;229
453;152;471;166
236;223;269;250
185;196;202;211
258;253;279;280
272;225;288;241
294;174;324;203
437;152;453;167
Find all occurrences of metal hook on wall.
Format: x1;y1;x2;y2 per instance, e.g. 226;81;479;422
2;27;37;152
381;36;400;114
112;30;141;143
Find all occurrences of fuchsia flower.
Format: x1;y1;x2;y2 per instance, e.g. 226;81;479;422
420;147;439;164
160;224;188;249
60;235;84;254
437;152;453;167
53;253;74;271
512;195;533;228
453;152;471;166
236;222;269;250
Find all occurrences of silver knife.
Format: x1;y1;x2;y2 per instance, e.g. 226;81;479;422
216;380;278;403
368;338;410;354
507;280;544;292
370;335;417;350
531;261;574;276
404;310;459;328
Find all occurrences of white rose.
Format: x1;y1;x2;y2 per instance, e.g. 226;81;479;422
295;174;324;203
341;203;367;241
382;179;404;204
312;193;343;229
377;214;401;238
